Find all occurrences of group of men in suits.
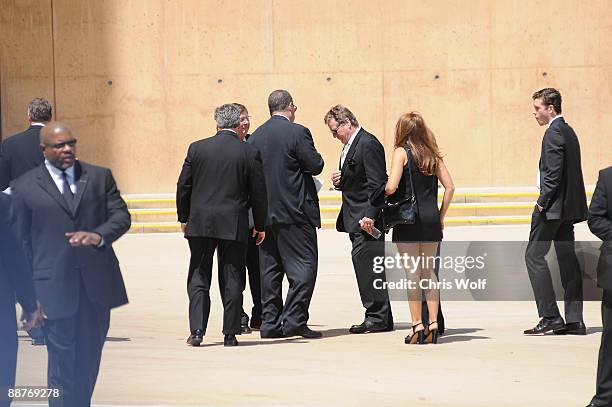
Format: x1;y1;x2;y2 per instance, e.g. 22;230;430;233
1;98;131;406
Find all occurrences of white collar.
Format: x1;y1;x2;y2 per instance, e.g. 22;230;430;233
45;159;75;180
30;122;45;127
345;126;361;147
272;113;290;121
547;115;563;129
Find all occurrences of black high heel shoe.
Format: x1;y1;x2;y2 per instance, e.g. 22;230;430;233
424;321;439;344
404;322;425;345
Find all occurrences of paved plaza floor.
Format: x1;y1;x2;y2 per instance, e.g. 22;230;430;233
14;225;603;406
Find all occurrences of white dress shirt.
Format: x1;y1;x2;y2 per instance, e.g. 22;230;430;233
45;159;77;195
340;126;361;168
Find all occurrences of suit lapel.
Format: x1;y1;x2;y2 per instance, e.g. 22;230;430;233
73;162;89;214
37;165;73;217
340;129;363;173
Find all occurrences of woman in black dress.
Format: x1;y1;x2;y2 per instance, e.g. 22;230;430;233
385;112;455;344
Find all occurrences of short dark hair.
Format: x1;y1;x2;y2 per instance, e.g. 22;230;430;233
323;105;359;127
268;90;292;114
532;88;562;114
27;98;52;122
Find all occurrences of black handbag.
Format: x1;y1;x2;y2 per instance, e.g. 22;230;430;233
383;147;417;231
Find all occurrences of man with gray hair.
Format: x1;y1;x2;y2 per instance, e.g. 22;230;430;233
248;90;324;339
177;103;267;347
0;97;52;192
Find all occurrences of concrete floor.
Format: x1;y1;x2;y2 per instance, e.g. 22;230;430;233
13;224;603;406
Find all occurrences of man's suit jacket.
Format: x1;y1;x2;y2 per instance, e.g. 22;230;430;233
176;130;267;242
588;166;612;291
0;194;36;331
248;115;324;228
335;128;387;234
0;125;45;190
536;117;588;222
10;161;130;320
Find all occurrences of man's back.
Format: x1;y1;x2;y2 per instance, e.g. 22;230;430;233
0;125;45;190
177;130;267;242
538;117;587;221
249;116;324;227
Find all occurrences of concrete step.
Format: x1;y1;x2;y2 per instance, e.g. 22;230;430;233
124;187;595;233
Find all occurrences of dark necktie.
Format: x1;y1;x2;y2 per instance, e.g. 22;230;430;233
61;170;75;211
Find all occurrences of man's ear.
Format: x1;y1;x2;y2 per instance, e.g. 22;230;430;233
39;144;45;154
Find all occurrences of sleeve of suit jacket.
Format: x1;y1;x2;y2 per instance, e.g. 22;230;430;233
93;169;131;244
363;137;387;219
0;142;10;191
176;143;193;223
295;127;324;176
588;170;612;241
0;195;37;313
247;147;268;231
537;128;565;210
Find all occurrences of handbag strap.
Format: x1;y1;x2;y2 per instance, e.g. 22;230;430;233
403;146;416;201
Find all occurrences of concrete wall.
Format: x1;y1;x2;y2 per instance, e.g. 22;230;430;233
2;0;611;193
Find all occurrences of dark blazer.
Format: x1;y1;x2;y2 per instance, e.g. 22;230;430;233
588;166;612;290
0;125;45;191
335;128;387;234
176;130;267;242
10;161;130;320
248;115;324;228
536;117;588;222
0;194;37;331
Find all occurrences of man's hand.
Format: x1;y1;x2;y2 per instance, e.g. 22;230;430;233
65;231;102;247
252;228;265;245
181;223;187;234
535;203;544;213
330;170;342;187
21;301;46;331
359;217;375;235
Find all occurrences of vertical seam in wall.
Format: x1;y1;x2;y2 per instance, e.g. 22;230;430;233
50;0;58;119
488;1;493;186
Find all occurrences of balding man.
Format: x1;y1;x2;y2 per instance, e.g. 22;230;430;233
10;122;131;407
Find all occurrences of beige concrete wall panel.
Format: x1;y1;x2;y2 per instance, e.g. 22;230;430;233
0;0;54;138
382;0;491;71
162;0;274;75
52;0;164;77
167;72;384;193
491;1;601;68
599;67;612;169
383;69;492;187
272;1;384;73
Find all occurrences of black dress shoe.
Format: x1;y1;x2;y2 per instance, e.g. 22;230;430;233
554;321;587;335
523;317;565;335
285;326;323;339
349;321;389;334
250;316;262;330
260;330;285;339
187;329;204;346
223;334;239;347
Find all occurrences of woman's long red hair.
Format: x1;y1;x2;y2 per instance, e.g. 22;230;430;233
393;112;442;176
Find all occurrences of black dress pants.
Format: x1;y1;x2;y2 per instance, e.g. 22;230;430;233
349;231;393;325
259;224;318;335
43;282;110;407
0;313;17;407
525;211;583;322
187;237;245;335
591;289;612;407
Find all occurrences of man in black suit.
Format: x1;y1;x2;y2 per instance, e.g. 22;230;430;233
248;90;324;339
325;105;393;333
0;97;51;191
1;97;52;346
11;122;131;407
0;193;41;407
586;166;612;407
524;88;588;336
177;103;267;347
